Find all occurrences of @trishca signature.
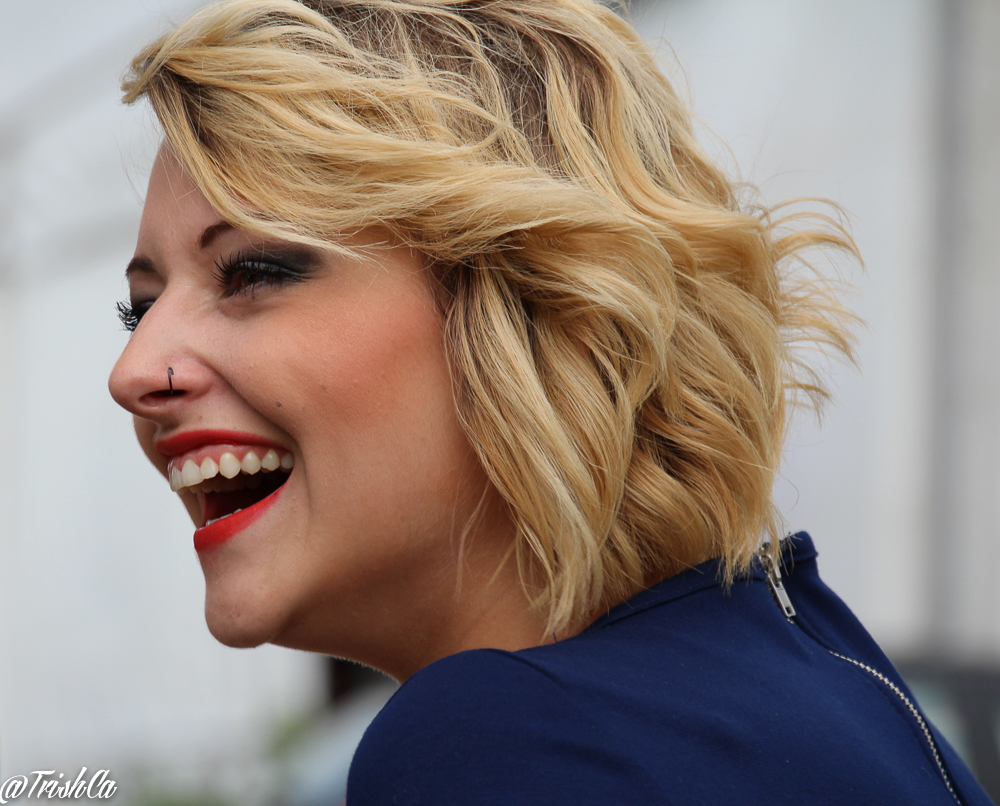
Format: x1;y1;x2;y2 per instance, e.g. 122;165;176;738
0;769;117;803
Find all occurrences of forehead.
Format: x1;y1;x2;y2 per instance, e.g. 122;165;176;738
138;147;222;247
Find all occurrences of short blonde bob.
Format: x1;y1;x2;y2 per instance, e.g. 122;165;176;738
124;0;854;635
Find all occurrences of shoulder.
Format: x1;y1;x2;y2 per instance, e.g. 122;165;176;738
356;649;572;754
346;538;994;806
346;648;666;805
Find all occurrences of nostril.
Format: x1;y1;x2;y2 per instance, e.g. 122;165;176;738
140;388;187;406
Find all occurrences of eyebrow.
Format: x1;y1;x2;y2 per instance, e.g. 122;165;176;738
125;256;155;278
199;221;233;250
124;221;234;279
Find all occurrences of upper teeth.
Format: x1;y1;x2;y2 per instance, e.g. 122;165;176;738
170;448;293;493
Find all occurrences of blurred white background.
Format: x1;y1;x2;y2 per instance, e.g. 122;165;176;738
1;0;998;802
0;1;326;801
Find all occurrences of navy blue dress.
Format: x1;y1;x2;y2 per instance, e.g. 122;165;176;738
348;533;994;804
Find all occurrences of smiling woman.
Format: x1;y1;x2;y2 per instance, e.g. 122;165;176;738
110;147;514;669
107;1;994;804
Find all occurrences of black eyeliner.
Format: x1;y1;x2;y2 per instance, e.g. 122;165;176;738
213;244;319;299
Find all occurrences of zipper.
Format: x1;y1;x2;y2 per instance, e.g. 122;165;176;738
759;549;796;620
759;551;962;805
825;650;961;805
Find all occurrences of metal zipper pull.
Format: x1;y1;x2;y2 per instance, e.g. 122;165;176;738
760;548;796;620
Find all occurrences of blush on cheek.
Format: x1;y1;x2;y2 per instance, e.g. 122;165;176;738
282;270;449;426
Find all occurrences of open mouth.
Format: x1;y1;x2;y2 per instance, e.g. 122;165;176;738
167;447;294;528
201;470;289;526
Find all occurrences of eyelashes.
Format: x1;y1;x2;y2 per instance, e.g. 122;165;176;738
212;248;313;300
116;300;138;332
116;300;151;333
117;247;316;333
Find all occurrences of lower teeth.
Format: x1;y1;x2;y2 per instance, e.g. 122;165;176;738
204;508;243;528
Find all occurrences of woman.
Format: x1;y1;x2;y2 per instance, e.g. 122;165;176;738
108;0;993;803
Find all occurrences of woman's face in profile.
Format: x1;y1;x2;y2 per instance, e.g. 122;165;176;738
109;148;516;674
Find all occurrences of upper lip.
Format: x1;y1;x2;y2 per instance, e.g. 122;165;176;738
155;429;289;458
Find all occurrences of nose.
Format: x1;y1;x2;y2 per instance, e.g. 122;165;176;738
108;292;213;424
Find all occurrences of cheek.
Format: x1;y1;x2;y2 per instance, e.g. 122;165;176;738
243;279;467;492
310;298;456;456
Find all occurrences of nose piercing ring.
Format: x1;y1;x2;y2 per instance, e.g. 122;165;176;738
167;367;175;394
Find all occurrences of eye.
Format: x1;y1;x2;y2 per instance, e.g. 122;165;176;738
213;248;313;300
116;299;154;333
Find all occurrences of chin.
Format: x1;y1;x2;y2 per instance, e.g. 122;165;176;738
205;615;272;649
202;580;291;649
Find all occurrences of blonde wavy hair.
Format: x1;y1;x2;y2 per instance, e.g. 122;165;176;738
123;0;855;634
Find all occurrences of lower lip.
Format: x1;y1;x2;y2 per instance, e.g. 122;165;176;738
193;483;286;552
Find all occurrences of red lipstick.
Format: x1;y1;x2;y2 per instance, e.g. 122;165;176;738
156;429;287;457
194;482;286;552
